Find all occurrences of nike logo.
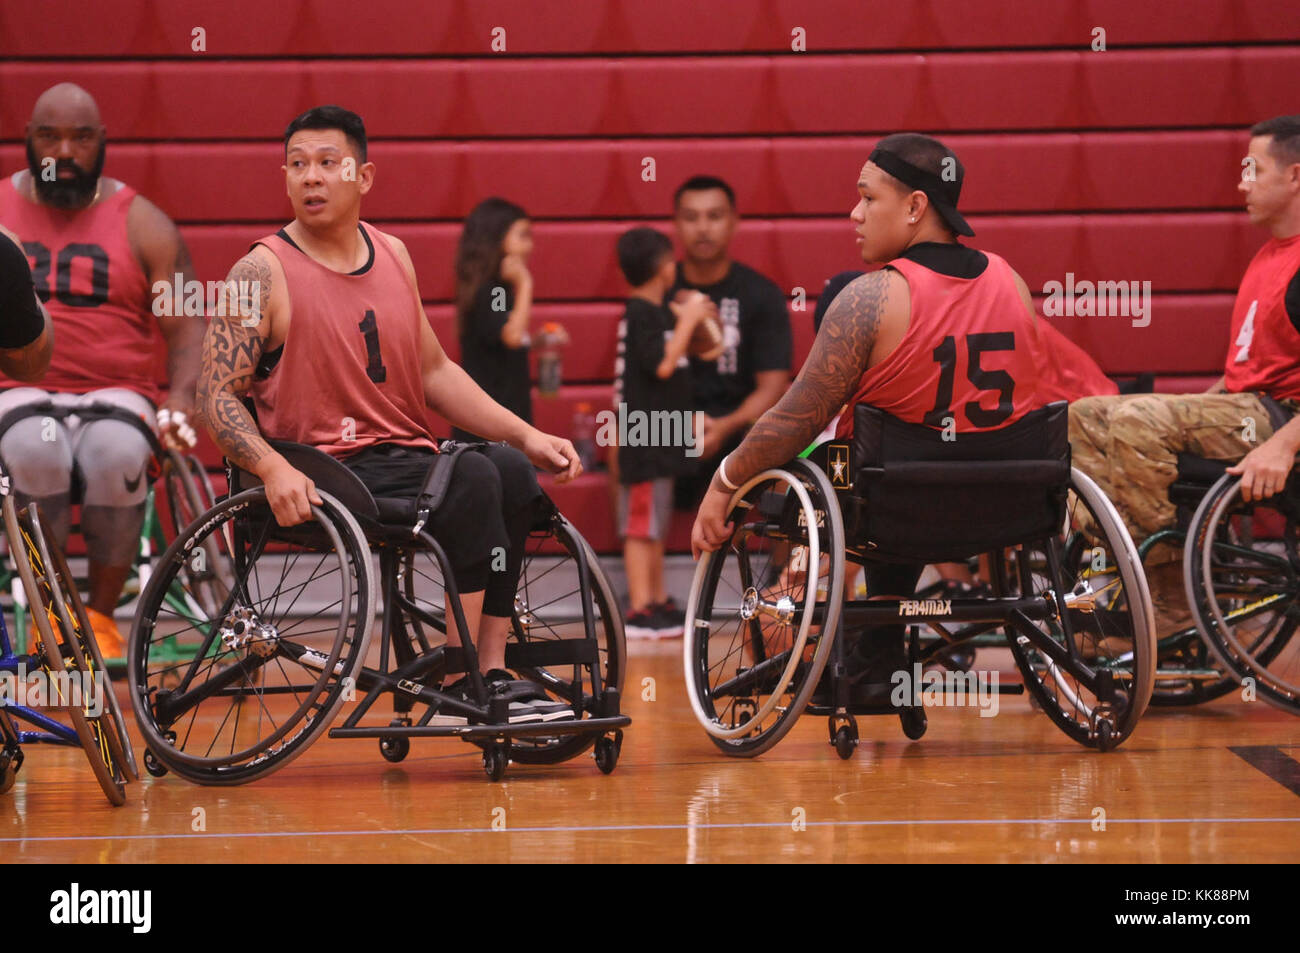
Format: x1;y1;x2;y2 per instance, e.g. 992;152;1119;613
124;468;144;493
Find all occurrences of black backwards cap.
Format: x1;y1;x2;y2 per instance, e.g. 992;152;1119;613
868;142;975;237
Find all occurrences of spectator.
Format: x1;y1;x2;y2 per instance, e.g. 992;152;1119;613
452;197;540;442
670;175;792;507
614;227;717;638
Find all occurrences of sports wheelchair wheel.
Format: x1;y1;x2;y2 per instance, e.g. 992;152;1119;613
998;468;1155;749
398;506;625;764
4;498;137;804
127;488;376;785
684;458;844;757
1186;475;1300;714
159;450;234;616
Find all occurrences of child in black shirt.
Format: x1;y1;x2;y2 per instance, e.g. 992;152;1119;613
614;228;718;638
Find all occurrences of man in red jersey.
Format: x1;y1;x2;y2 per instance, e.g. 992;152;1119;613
692;133;1052;701
199;106;581;724
1070;115;1300;633
0;83;205;657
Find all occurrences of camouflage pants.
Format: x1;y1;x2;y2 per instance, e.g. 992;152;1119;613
1069;391;1275;551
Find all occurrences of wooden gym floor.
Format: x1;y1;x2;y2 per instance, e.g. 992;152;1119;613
3;641;1298;863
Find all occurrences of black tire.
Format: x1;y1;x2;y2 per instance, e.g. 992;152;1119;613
1186;475;1300;714
5;498;132;805
1000;468;1156;749
684;459;845;757
379;735;410;763
127;488;375;785
593;734;619;774
399;508;625;764
900;707;927;741
833;726;856;759
483;744;508;781
143;748;169;778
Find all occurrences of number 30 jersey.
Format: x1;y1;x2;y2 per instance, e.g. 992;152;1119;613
250;224;437;458
0;176;156;401
834;246;1048;438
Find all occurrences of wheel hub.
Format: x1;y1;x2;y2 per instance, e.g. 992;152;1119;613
219;606;279;657
739;587;795;625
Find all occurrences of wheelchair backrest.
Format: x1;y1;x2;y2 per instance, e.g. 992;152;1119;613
848;401;1070;562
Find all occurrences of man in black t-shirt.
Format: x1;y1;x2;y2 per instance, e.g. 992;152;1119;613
669;175;792;507
0;225;52;382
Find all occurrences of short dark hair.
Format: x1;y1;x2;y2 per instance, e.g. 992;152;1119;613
674;175;736;210
617;227;674;287
872;133;954;192
284;105;367;163
1251;114;1300;167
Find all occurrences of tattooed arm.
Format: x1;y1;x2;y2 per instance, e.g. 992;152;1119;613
691;269;907;556
198;248;319;525
130;197;205;432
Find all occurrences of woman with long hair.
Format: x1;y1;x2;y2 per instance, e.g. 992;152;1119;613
452;197;535;441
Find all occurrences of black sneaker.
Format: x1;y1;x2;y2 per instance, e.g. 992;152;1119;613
811;631;907;708
658;597;687;628
429;675;472;725
625;608;659;640
485;669;575;724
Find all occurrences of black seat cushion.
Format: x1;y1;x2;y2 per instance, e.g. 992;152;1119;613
848;401;1070;563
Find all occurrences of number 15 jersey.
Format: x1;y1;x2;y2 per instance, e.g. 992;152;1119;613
834;245;1048;439
250;223;437;458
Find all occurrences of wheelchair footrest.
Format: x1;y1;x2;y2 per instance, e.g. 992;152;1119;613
504;639;600;669
328;714;631;741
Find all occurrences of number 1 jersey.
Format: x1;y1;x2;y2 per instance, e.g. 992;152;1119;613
250;224;437;458
834;246;1049;438
0;175;156;401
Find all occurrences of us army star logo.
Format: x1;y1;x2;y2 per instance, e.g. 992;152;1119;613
826;443;850;489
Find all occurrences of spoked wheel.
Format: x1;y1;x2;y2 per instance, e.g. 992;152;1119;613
4;497;136;804
127;488;375;785
1;710;22;794
399;505;626;765
999;468;1155;749
160;451;234;617
684;459;844;757
1186;475;1300;714
1128;538;1237;707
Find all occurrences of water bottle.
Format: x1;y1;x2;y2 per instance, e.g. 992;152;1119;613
537;322;564;398
572;401;597;472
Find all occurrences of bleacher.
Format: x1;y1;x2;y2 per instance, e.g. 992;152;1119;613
2;0;1298;551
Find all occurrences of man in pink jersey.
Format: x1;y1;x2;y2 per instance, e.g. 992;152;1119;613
692;133;1052;703
199;106;581;723
0;83;205;657
1070;115;1300;632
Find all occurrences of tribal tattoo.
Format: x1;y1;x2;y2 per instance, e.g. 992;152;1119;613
723;270;890;484
197;253;274;471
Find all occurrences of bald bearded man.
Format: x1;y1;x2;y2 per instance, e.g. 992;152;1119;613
0;83;205;657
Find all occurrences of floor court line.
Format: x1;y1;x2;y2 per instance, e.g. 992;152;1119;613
7;815;1300;845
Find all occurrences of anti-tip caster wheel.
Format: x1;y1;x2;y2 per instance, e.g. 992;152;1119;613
900;707;927;740
594;733;621;775
833;726;857;760
483;744;508;782
143;748;169;778
380;736;410;763
1094;719;1114;752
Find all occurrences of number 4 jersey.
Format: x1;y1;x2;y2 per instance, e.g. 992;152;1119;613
250;224;437;458
834;245;1049;438
0;176;156;401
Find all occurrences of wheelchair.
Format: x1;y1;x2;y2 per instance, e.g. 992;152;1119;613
1182;467;1300;715
0;478;138;805
684;401;1157;758
127;440;629;784
0;399;232;660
